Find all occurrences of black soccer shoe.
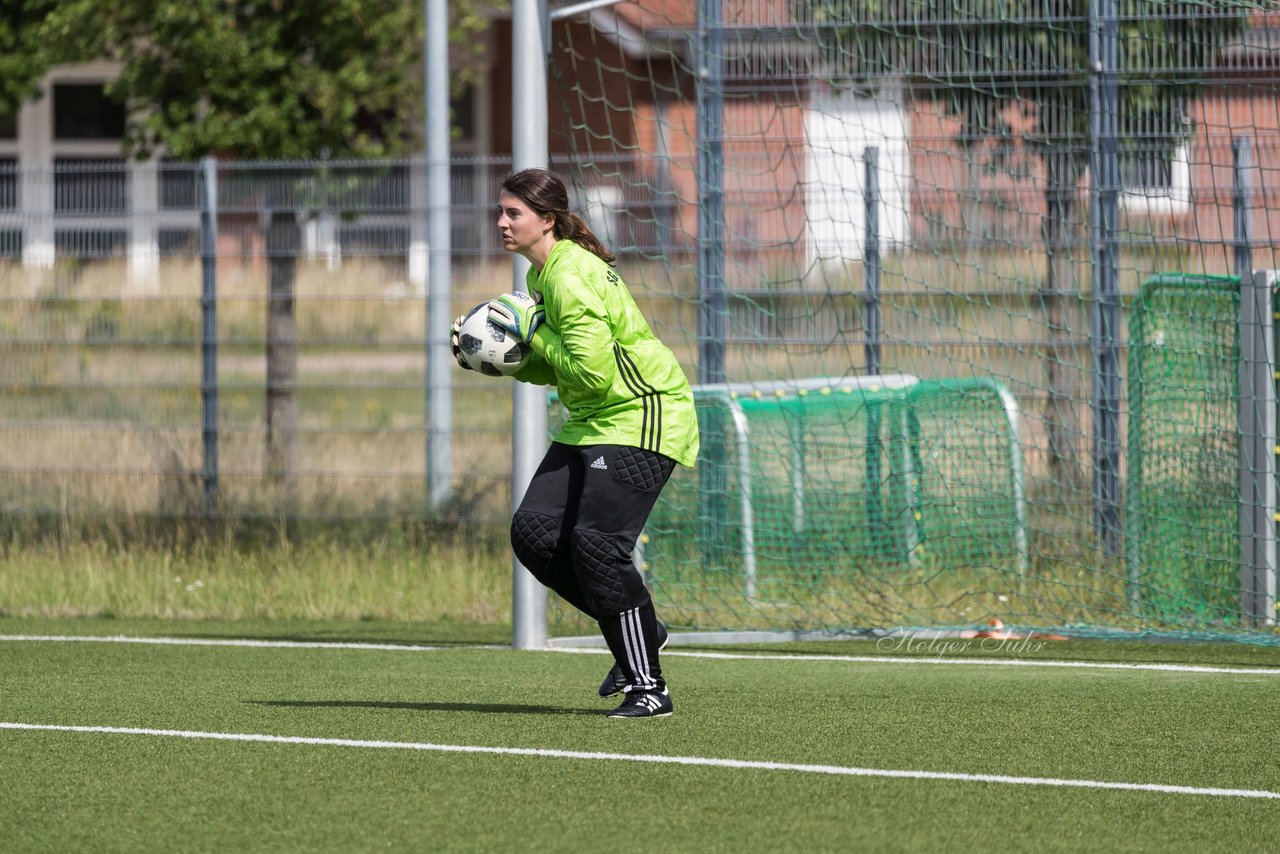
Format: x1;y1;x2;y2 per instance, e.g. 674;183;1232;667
598;622;669;698
607;688;673;719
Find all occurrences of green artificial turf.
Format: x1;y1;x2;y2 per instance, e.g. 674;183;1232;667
1;617;1277;852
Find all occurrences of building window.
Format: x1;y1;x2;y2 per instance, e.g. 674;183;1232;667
1120;141;1190;213
0;158;15;210
55;229;128;258
0;112;16;140
53;83;126;140
340;225;409;255
1119;104;1191;214
160;160;201;210
55;158;129;214
159;228;200;256
359;164;409;211
451;85;477;143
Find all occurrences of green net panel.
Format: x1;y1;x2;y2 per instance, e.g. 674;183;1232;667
549;375;1027;635
1125;274;1242;626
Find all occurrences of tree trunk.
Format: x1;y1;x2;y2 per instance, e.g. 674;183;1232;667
266;210;300;517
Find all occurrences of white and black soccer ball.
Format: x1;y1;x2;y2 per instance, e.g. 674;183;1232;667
455;302;532;376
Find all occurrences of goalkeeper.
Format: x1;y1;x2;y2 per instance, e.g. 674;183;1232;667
451;167;698;719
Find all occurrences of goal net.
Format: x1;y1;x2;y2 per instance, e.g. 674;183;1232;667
542;0;1280;644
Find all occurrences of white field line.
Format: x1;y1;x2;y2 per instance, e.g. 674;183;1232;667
1;634;1278;676
0;635;504;652
1;721;1276;801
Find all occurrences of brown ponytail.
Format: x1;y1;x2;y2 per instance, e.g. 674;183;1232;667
501;168;618;266
558;212;617;266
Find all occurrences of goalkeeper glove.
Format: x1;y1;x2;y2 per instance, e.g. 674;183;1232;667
449;313;473;371
487;292;545;344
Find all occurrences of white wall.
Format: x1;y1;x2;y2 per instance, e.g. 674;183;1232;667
804;90;910;269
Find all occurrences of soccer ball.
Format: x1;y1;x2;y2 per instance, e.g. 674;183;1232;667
455;302;532;376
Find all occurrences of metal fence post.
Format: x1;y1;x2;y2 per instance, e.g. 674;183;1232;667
863;147;884;552
199;156;220;519
510;0;549;649
697;0;726;387
696;0;729;568
1239;270;1277;628
1233;145;1268;627
864;147;882;378
425;0;453;510
1089;0;1122;555
1233;137;1253;278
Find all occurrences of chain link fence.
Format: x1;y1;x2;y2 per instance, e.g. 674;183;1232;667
1;158;518;534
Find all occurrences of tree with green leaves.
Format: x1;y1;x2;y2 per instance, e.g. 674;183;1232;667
9;0;496;158
0;1;65;124
7;0;490;514
804;0;1245;483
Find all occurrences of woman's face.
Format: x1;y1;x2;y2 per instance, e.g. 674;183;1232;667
497;190;553;256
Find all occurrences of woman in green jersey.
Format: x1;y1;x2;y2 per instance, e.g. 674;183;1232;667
451;167;698;718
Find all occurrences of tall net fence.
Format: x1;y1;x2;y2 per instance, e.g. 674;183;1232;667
2;2;1279;644
0;159;526;535
543;0;1280;643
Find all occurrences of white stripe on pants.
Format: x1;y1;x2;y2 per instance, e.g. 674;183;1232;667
620;607;657;691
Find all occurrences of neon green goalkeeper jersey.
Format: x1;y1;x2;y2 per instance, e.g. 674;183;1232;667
513;239;700;467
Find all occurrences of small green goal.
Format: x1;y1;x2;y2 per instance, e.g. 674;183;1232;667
639;375;1027;631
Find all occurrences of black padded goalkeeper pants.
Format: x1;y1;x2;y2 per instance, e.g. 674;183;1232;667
510;442;676;693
